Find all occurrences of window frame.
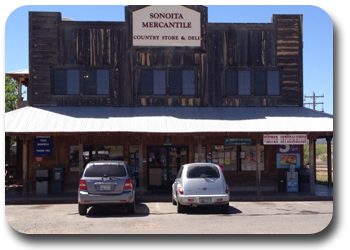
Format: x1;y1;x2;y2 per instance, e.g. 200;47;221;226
52;68;112;96
211;145;265;172
139;68;197;96
224;69;281;97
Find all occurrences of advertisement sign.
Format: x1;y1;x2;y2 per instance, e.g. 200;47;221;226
225;138;252;145
133;5;201;47
276;154;301;169
35;136;52;156
263;134;307;145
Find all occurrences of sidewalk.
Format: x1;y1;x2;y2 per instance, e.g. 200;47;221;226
5;184;332;205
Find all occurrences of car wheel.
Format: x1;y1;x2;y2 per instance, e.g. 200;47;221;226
78;203;87;215
177;197;185;213
221;203;229;213
127;200;135;214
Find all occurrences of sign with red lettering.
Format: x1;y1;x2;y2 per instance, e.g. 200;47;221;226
133;5;201;47
36;157;43;162
263;134;307;145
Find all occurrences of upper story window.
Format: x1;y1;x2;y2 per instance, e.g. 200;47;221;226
225;71;251;95
140;69;196;96
54;69;79;95
83;70;110;95
140;70;166;95
254;70;280;96
225;70;280;96
53;69;110;95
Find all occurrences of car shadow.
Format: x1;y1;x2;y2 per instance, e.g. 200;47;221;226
183;205;242;215
85;202;150;218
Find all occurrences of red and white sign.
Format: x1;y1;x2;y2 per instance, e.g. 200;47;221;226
263;134;307;145
133;5;201;47
36;157;43;162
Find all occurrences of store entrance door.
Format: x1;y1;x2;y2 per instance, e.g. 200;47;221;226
147;146;188;191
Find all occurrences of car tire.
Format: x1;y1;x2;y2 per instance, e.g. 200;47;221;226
177;197;186;213
127;200;135;214
78;203;87;215
221;203;229;213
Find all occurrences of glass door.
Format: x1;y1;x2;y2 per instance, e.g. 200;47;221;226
148;146;188;191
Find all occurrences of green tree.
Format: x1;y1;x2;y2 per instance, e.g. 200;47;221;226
5;75;18;155
5;75;18;112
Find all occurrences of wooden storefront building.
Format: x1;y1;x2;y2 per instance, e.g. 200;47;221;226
5;5;333;197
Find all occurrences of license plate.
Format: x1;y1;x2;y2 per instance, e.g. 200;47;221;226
100;184;111;191
200;197;212;204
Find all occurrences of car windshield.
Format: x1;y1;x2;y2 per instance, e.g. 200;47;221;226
187;166;220;179
84;164;127;177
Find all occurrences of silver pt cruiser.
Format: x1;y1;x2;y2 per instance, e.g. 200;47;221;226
172;163;230;213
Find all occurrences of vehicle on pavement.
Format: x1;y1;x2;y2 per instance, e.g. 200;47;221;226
172;163;230;213
78;161;136;215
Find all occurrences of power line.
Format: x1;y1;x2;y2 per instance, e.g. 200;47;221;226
304;92;324;112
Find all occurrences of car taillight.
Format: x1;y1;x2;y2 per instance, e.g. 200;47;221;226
225;185;229;194
178;186;184;195
79;180;87;190
124;179;133;190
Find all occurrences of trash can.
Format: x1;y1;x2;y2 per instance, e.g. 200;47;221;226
53;166;64;193
278;179;286;192
36;169;49;194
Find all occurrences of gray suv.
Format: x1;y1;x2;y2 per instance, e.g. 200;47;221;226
78;161;136;215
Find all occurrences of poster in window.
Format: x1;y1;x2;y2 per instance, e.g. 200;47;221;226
225;158;230;165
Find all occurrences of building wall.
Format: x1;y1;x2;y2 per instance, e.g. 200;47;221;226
28;7;303;108
26;133;290;193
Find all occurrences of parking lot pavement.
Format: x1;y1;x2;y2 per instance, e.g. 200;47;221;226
5;201;333;234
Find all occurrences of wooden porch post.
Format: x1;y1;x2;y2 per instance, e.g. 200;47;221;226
22;135;29;198
5;136;10;166
308;135;316;196
198;134;202;162
326;137;333;187
79;135;84;177
138;134;144;196
256;135;261;197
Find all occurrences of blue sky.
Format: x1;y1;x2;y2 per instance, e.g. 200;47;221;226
4;3;333;114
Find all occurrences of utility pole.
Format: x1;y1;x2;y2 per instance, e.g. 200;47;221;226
304;92;324;112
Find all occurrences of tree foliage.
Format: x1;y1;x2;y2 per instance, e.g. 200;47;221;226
5;75;18;112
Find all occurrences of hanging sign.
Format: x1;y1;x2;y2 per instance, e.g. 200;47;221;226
225;138;252;145
35;136;52;156
133;5;201;47
263;134;307;145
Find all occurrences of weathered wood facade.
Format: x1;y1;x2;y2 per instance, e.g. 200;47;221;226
7;5;331;197
29;7;303;108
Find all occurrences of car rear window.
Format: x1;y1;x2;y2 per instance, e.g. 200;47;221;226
84;164;127;177
187;166;220;179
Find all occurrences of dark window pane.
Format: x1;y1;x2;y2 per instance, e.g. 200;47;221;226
225;71;238;95
238;71;251;95
187;166;220;179
83;70;97;95
84;164;127;177
97;70;109;95
140;70;153;95
183;70;195;95
53;70;66;95
153;70;166;95
254;71;267;95
67;70;79;94
267;71;280;95
169;70;182;95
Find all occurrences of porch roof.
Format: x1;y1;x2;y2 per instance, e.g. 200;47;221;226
5;106;333;135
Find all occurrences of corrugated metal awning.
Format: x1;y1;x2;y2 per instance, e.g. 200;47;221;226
5;106;333;134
